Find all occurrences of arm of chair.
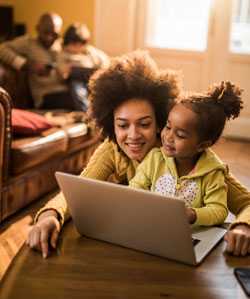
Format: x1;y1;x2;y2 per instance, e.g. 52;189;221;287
0;62;32;109
0;87;12;184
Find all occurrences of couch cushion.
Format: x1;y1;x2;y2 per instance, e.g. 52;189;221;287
63;123;90;153
12;109;53;136
10;128;68;175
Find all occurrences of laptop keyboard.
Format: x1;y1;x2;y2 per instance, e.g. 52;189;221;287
192;238;201;246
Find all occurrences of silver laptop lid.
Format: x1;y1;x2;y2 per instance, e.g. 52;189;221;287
56;172;197;265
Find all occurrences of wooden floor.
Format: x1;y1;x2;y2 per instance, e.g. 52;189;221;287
0;137;250;280
0;192;58;280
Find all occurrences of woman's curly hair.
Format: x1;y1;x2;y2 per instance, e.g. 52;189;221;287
179;81;243;145
88;50;181;140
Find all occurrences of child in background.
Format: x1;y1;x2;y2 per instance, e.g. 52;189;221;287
130;81;243;226
57;23;109;111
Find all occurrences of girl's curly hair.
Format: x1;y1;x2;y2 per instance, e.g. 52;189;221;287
63;23;90;45
88;50;181;140
179;81;243;145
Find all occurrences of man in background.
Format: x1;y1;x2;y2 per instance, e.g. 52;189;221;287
0;12;74;110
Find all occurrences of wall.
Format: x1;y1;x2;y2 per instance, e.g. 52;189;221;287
95;0;137;56
0;0;15;5
95;0;250;140
0;0;14;5
9;0;95;42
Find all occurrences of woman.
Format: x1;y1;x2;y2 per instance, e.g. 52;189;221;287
27;51;250;258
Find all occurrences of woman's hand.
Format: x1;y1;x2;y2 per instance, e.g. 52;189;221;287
185;207;197;224
26;210;61;258
224;224;250;256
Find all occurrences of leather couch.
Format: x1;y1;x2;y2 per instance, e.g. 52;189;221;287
0;63;100;223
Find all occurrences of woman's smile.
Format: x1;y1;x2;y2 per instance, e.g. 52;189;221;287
114;98;157;162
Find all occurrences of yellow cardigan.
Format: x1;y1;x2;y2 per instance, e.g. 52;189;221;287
35;139;250;228
129;147;229;226
35;139;138;224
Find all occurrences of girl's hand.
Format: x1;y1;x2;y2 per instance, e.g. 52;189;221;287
26;210;61;258
185;207;197;224
224;224;250;256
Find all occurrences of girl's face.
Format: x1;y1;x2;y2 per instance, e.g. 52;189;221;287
161;103;203;160
114;98;158;162
64;42;86;54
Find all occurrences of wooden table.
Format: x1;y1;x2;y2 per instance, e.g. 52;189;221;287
0;221;249;299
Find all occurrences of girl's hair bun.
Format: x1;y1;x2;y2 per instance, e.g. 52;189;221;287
209;81;243;119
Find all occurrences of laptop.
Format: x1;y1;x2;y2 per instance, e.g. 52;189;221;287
55;172;226;266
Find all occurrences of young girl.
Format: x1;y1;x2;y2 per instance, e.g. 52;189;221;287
56;23;109;111
57;23;109;79
129;81;243;226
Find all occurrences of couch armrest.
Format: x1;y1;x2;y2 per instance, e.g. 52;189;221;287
0;87;12;183
0;62;33;108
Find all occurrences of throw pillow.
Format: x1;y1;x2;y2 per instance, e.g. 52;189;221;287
12;109;53;136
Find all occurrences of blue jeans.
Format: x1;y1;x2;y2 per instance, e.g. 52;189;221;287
69;80;89;112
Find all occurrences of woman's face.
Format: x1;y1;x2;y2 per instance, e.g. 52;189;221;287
114;98;158;162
